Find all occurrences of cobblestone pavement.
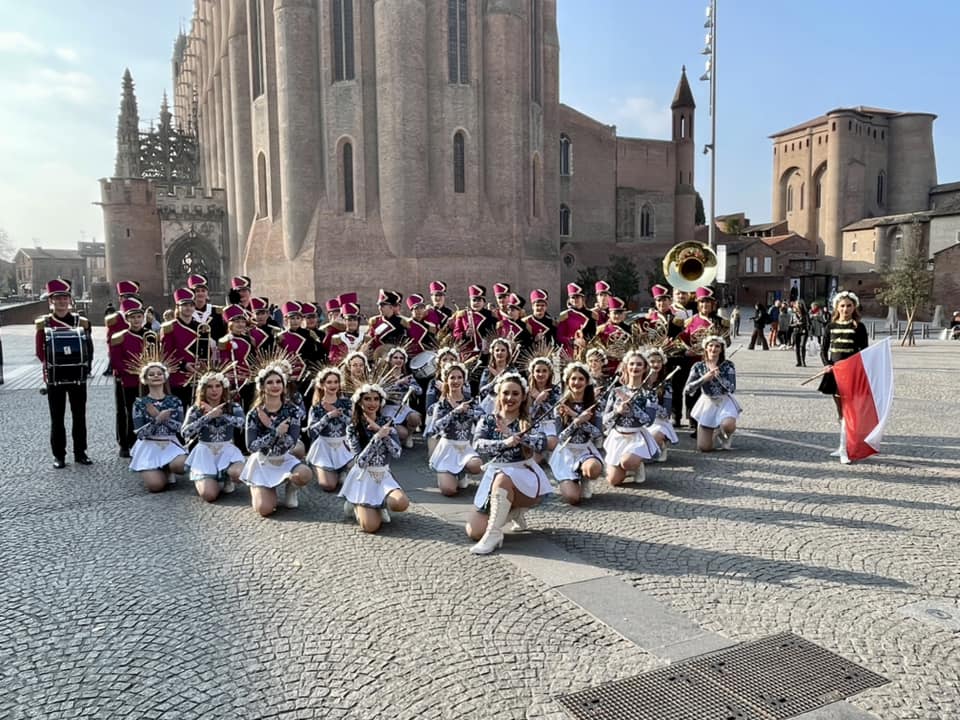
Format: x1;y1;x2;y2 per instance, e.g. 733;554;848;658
1;325;958;719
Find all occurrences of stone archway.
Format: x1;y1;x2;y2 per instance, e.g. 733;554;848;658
165;232;222;295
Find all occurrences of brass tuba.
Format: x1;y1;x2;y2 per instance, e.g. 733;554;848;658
662;241;718;291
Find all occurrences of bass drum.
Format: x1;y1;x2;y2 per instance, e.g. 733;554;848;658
410;351;438;380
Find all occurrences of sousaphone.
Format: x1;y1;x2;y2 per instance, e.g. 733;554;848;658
662;241;718;291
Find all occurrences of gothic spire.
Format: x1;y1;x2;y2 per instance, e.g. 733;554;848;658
114;69;141;178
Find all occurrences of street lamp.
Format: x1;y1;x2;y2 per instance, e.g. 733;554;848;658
700;1;717;248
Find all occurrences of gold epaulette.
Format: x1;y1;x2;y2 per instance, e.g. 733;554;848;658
35;316;47;331
558;310;570;322
105;312;121;327
160;319;176;336
79;316;91;331
111;329;129;345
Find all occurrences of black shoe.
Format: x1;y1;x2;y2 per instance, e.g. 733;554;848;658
118;448;131;459
75;454;93;465
52;458;66;469
689;430;698;438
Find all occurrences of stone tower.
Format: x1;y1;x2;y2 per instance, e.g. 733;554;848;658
671;66;697;244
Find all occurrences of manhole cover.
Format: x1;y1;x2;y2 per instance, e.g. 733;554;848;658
557;632;887;720
898;600;960;632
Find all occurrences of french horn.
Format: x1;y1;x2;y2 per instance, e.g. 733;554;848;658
662;241;718;291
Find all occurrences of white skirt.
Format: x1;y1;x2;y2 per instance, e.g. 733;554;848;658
429;438;480;474
549;441;602;482
535;419;559;438
240;452;302;488
473;460;551;510
383;404;414;424
339;464;401;508
130;438;187;472
306;435;353;472
185;441;244;482
690;393;742;428
649;418;679;444
603;427;660;465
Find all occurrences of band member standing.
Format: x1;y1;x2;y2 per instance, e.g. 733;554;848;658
556;282;596;356
402;294;437;355
425;280;454;329
492;282;512;321
368;289;406;350
229;275;253;312
452;285;495;362
671;287;695;321
319;297;345;358
218;305;255;411
161;287;205;411
328;303;366;365
818;291;869;464
524;289;557;345
109;299;152;458
188;274;226;341
248;297;278;353
275;301;309;382
497;293;533;351
104;280;140;376
592;280;612;326
36;279;94;469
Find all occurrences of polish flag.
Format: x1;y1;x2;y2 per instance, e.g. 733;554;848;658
832;337;894;461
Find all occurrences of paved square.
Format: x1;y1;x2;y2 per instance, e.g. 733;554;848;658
1;325;957;719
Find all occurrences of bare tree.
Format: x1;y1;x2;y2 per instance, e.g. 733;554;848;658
876;223;933;347
0;228;14;261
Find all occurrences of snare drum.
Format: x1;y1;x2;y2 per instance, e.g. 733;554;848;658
45;328;90;385
410;351;438;380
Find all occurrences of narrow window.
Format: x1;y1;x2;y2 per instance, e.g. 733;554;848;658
447;0;468;84
257;152;268;217
343;142;354;212
453;132;465;193
559;204;571;237
332;0;355;82
816;180;822;209
640;205;655;238
680;115;686;138
876;171;885;205
852;240;858;253
249;0;264;99
786;186;793;213
763;256;772;273
529;0;541;104
800;182;805;210
559;134;571;176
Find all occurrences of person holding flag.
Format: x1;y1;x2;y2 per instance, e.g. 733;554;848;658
815;291;888;464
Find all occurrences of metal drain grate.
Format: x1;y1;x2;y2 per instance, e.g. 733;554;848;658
558;632;888;720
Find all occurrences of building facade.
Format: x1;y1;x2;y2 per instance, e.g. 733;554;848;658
770;106;937;269
100;0;697;308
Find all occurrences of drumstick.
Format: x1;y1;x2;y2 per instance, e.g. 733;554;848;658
800;367;829;386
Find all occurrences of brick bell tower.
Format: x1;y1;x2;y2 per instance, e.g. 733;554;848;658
671;66;697;244
98;70;164;304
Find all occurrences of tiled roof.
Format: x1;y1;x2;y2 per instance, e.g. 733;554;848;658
17;247;82;260
842;212;932;232
671;67;695;110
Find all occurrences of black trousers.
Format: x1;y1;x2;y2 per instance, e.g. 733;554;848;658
748;328;769;350
794;331;808;366
47;382;87;459
115;381;140;451
669;356;696;425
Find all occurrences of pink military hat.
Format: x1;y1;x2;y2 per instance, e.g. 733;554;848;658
529;289;549;303
230;275;252;290
173;288;195;305
281;301;302;317
116;280;141;296
607;296;626;310
300;302;318;316
468;284;486;299
695;287;715;301
429;280;447;294
187;274;208;290
222;305;246;323
651;284;670;299
338;292;358;306
119;298;144;315
249;297;269;312
341;302;360;317
406;293;425;309
325;298;341;313
493;282;511;297
567;282;584;296
595;280;611;294
46;279;72;296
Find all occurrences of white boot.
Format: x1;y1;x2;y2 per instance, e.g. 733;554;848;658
470;487;511;555
457;473;471;490
830;420;846;458
282;479;300;509
633;463;646;484
223;479;236;494
404;434;414;449
655;446;669;463
380;507;392;524
507;508;528;531
343;499;355;518
581;479;593;499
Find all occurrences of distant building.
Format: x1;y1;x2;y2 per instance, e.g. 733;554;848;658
14;248;85;298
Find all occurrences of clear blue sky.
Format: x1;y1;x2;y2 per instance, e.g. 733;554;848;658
1;0;957;254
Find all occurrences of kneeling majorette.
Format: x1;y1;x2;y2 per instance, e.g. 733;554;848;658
305;367;353;492
602;350;660;485
467;372;551;555
240;364;313;516
428;362;483;496
424;346;471;454
129;359;188;493
477;337;517;414
340;383;411;534
684;335;741;452
382;347;423;449
643;348;680;462
549;362;604;505
181;371;246;502
526;355;562;460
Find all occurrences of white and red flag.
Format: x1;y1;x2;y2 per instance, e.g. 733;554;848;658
832;337;894;461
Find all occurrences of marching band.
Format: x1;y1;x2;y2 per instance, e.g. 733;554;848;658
33;252;871;554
